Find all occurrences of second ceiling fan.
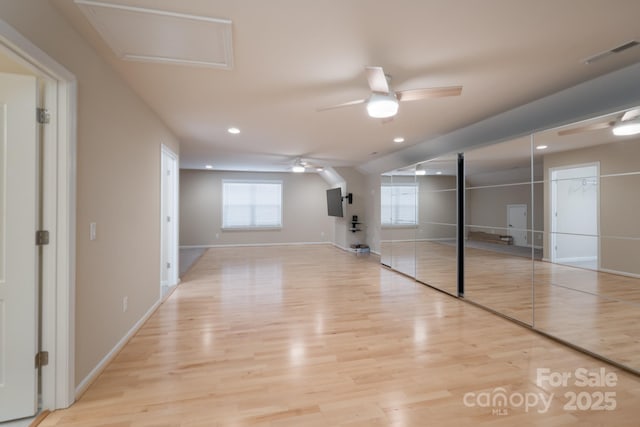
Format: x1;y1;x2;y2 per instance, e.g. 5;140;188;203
318;66;463;119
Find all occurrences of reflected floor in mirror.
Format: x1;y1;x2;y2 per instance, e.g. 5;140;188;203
41;246;640;426
463;245;640;369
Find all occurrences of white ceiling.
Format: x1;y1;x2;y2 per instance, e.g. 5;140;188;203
51;0;640;172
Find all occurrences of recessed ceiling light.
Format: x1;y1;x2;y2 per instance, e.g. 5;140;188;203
316;167;324;172
292;165;305;173
205;164;213;169
415;170;427;176
536;145;548;150
228;127;240;134
393;137;405;143
436;171;442;175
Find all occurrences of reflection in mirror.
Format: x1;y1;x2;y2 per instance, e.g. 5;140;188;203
380;174;393;267
381;168;416;277
464;137;539;325
415;155;458;295
533;106;640;372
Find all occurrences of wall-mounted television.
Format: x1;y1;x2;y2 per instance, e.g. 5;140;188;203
326;187;343;217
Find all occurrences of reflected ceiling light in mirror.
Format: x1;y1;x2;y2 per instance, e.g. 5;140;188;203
367;93;399;118
536;145;548;150
227;127;240;134
292;158;305;173
393;136;405;143
415;164;426;175
613;118;640;136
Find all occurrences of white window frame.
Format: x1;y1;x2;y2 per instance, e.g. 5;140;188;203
381;183;419;228
222;179;283;230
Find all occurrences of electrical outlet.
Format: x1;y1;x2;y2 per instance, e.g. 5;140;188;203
90;222;97;241
123;296;128;313
215;233;219;239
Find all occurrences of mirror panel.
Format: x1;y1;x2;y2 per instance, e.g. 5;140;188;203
464;137;535;325
389;169;417;277
415;155;458;295
380;174;393;267
533;106;640;372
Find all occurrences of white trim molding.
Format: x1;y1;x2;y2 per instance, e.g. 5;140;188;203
0;17;77;410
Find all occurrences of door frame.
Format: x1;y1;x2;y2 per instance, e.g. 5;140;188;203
160;144;179;294
549;162;600;266
0;19;77;410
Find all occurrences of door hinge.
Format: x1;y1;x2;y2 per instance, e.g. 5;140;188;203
167;216;171;222
37;108;50;124
167;262;171;269
36;230;50;246
35;351;49;368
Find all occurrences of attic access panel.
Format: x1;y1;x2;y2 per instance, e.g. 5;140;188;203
75;0;233;69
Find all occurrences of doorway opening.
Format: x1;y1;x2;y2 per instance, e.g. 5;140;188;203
550;163;600;270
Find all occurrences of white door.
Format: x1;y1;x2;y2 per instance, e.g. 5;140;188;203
0;73;38;421
161;146;178;295
507;204;528;247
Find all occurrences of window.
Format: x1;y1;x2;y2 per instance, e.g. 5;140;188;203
222;180;282;229
381;183;418;226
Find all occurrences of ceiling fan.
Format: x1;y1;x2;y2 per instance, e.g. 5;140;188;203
290;157;325;173
558;107;640;136
317;66;462;119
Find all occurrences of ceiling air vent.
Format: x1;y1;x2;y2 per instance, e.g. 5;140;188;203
583;40;639;65
75;0;233;69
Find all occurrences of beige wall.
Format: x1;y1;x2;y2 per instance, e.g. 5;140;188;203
0;1;181;385
180;170;333;246
542;137;640;274
332;167;368;249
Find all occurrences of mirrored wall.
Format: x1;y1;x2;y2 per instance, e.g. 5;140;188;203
380;105;640;374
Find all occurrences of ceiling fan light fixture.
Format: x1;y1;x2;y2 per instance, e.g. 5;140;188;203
367;93;398;118
612;118;640;136
292;159;305;173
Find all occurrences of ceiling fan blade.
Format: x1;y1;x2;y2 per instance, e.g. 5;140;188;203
365;66;389;94
557;121;615;136
317;98;367;112
621;108;640;121
397;86;462;102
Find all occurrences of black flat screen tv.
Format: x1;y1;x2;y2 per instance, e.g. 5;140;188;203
326;187;343;217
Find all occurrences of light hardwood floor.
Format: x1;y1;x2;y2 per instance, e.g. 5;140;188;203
42;245;640;426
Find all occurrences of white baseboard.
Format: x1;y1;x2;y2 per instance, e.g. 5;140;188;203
554;256;597;263
180;241;330;249
75;297;162;398
599;268;640;279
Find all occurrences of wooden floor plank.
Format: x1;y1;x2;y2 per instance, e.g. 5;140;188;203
41;245;640;426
